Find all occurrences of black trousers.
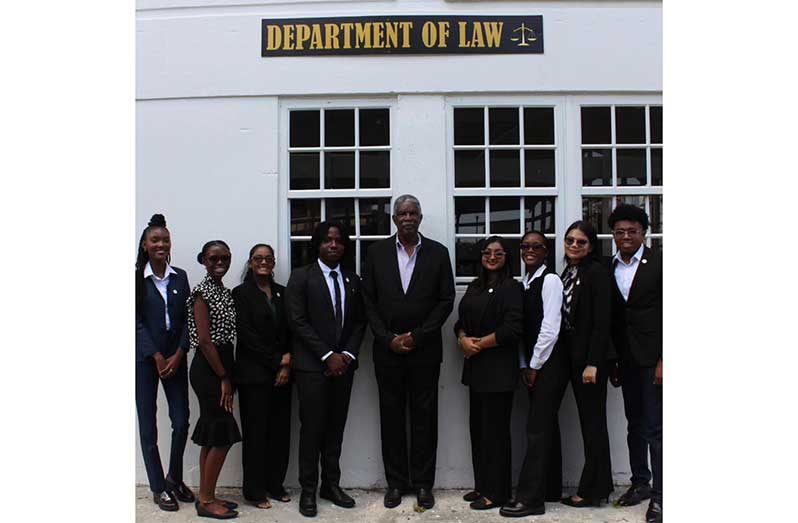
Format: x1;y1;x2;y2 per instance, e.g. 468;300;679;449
469;389;514;505
237;373;292;502
374;364;440;490
620;362;662;504
135;355;189;493
294;369;354;493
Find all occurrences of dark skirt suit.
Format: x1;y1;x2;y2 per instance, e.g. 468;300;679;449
454;277;524;505
232;279;292;503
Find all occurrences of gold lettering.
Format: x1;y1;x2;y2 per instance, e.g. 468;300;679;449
385;22;398;48
483;22;503;47
310;24;324;49
372;22;384;49
325;23;341;49
421;21;437;48
437;21;450;48
284;24;295;50
399;21;413;48
458;21;469;47
355;22;372;48
341;23;354;49
471;22;484;48
266;25;282;51
295;24;311;50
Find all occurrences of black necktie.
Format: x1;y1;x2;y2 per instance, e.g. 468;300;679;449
330;270;343;342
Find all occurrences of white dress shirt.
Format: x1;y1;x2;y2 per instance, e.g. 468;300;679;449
396;235;422;293
613;243;645;301
317;259;356;362
143;261;178;330
520;264;563;370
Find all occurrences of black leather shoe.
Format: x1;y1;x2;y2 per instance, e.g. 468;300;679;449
299;491;317;517
384;488;402;508
165;477;196;503
561;495;607;508
463;490;480;502
645;500;663;523
195;500;238;519
500;500;545;517
615;484;651;507
470;496;499;510
319;484;355;508
417;488;435;509
153;491;179;511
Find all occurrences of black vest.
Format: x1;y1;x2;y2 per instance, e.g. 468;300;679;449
522;266;556;364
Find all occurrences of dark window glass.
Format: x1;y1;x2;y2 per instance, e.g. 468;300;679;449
324;152;355;189
615;106;646;144
582;148;611;186
360;240;379;276
455;197;485;234
454;108;484;145
455;150;485;187
581;106;611;144
524;150;555;187
503;237;521;278
359;198;392;236
582;197;613;235
617;148;646;186
651;148;663;186
650;238;662;253
524;197;556;234
650;195;663;234
325;198;356;233
325;109;354;146
289;152;320;190
650;106;663;144
455;238;481;277
291;240;314;270
489;150;520;187
524;107;555;145
359;109;389;146
617;194;646;211
597;239;615;263
360;151;390;188
290;110;320;147
489;197;520;234
290;199;321;236
489;107;519;145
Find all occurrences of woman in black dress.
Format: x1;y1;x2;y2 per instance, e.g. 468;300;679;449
232;244;293;509
187;240;242;519
454;236;524;511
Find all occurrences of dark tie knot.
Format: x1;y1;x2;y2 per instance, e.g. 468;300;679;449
330;270;339;280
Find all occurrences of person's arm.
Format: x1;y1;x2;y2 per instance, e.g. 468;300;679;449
360;247;395;349
232;287;272;354
475;281;524;350
285;268;334;361
585;264;612;384
194;294;234;412
341;275;367;361
528;274;563;369
410;250;455;347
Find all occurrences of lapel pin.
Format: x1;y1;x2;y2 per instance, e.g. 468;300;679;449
172;289;178;294
576;279;581;286
642;259;648;264
488;288;494;293
276;292;281;297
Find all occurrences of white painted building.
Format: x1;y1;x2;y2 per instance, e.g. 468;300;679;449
136;0;662;489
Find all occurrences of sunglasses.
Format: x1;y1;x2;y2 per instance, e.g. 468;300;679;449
481;250;506;258
564;237;589;247
520;243;547;253
207;254;231;264
252;255;275;264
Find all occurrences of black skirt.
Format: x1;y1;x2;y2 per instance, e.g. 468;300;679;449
190;342;242;447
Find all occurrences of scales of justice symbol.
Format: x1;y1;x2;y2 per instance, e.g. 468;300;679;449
510;23;537;46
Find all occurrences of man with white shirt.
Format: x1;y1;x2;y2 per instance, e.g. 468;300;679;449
286;221;366;518
607;204;663;523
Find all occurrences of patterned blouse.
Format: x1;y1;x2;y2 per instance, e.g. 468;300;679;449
187;275;236;350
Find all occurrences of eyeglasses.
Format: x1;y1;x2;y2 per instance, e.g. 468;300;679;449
207;254;231;264
612;228;642;238
564;237;589;247
252;255;275;265
520;243;547;253
481;250;506;258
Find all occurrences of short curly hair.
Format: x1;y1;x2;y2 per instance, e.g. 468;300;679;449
608;203;650;232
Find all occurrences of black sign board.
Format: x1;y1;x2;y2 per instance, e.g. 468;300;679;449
261;15;543;57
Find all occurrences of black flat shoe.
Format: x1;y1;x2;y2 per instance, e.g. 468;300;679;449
194;501;238;519
215;499;238;510
470;496;499;510
417;488;435;509
614;484;651;507
299;491;317;517
499;500;545;517
165;477;196;503
560;495;607;508
153;491;179;511
645;500;663;523
384;487;402;508
463;490;480;502
319;484;355;508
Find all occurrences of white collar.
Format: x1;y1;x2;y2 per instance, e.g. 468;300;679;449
614;243;645;266
317;258;342;276
396;234;422;250
525;264;548;286
144;261;177;280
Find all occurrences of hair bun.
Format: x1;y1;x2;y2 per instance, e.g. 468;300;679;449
148;213;167;228
197;252;204;264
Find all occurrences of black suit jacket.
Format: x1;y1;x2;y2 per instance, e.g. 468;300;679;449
232;279;291;384
135;267;190;363
362;234;455;368
610;246;663;368
286;261;366;373
561;258;612;369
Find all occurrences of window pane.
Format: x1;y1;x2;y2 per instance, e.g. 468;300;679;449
617;148;646;186
360;240;379;276
325;198;356;233
290;199;321;237
581;106;611;144
651;148;663;186
489;107;519;145
617;194;646;211
650;195;663;234
650;106;663;144
455;197;485;234
359;108;389;146
454;108;484;145
489;197;521;234
524;150;555;187
455;150;485;187
582;197;613;234
489;150;520;187
597;239;616;262
524;107;554;145
324;152;355;189
291;240;314;270
359;150;390;189
524;197;556;234
290;110;320;147
615;106;646;144
503;237;522;278
650;237;663;253
325;109;354;146
359;198;392;236
290;152;320;190
455;238;481;277
582;148;611;186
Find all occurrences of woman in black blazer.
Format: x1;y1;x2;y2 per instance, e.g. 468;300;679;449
558;220;614;507
454;236;524;511
232;244;293;509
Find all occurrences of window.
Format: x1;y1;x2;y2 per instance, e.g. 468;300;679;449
287;105;393;273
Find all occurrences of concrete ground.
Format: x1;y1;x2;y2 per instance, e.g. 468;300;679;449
136;486;650;522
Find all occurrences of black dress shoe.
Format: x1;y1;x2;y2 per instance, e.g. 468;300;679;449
165;477;196;503
299;491;317;517
384;487;402;508
194;501;238;519
417;488;435;509
463;490;480;502
319;484;355;508
470;496;499;510
153;491;179;511
615;484;651;507
499;500;545;517
560;495;607;508
645;500;663;523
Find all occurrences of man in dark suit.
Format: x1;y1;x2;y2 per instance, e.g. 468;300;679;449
608;204;663;523
286;221;366;518
361;194;455;510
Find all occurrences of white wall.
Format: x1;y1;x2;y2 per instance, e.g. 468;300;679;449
136;0;661;488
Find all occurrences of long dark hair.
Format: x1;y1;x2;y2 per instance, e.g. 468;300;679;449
135;213;169;314
470;235;514;292
241;243;276;284
311;220;354;269
563;220;600;264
